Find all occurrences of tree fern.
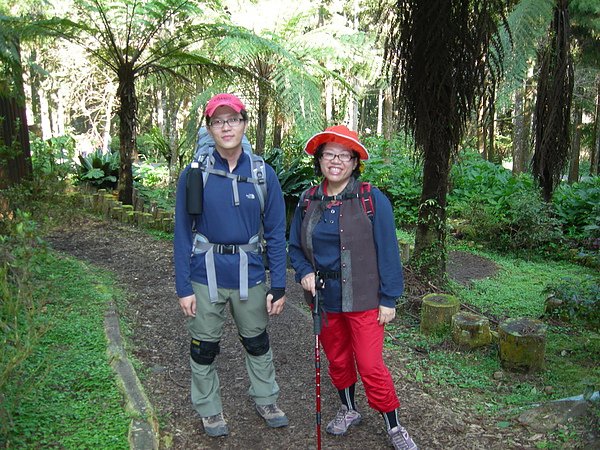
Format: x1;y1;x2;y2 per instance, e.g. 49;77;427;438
495;0;555;108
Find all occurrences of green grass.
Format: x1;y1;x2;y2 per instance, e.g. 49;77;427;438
2;251;130;449
453;252;595;319
389;247;600;444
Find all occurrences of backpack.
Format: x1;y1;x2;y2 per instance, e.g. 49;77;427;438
187;128;269;301
301;182;375;220
187;127;267;215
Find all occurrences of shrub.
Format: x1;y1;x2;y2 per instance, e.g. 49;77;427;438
264;147;316;229
133;162;170;188
543;275;600;328
30;134;76;180
361;134;422;226
552;177;600;240
0;210;49;437
448;152;563;251
75;149;119;189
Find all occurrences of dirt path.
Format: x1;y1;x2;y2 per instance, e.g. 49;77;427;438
46;215;535;450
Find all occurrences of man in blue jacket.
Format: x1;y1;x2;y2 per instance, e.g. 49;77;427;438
174;93;288;437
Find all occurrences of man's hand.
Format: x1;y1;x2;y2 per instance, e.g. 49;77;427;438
377;305;396;325
301;272;317;296
266;293;286;316
179;294;196;317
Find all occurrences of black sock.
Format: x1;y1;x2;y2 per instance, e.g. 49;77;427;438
337;384;356;410
382;409;399;430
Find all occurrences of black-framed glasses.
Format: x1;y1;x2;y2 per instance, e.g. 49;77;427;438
321;151;355;163
209;117;245;128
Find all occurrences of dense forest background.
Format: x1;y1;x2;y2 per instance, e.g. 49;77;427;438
2;0;599;283
2;1;599;448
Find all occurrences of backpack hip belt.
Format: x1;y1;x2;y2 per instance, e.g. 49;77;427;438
192;233;263;303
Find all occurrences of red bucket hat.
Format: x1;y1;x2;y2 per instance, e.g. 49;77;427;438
304;125;369;160
205;93;246;117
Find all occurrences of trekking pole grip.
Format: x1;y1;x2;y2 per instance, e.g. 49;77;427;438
313;276;325;335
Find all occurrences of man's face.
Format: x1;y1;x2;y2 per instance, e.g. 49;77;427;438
206;106;247;153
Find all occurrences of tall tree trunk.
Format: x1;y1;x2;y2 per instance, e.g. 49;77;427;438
255;83;268;155
568;89;582;183
325;79;333;124
414;135;449;283
512;86;525;174
591;75;600;176
39;81;52;140
53;86;66;136
102;82;115;153
0;40;32;189
377;88;384;136
117;64;137;205
523;73;535;171
532;0;573;202
383;86;394;140
272;103;282;150
0;95;33;189
27;49;40;135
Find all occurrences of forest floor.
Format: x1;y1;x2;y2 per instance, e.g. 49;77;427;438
45;215;593;450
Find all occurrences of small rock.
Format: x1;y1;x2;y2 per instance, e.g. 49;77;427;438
493;371;504;380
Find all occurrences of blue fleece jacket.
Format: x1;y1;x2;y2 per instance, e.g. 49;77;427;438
288;185;403;312
174;151;287;298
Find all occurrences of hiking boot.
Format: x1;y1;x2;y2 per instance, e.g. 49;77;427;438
388;424;418;450
325;405;362;435
255;403;289;428
201;412;229;437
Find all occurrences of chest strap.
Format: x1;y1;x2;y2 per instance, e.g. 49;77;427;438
316;270;341;280
192;233;263;302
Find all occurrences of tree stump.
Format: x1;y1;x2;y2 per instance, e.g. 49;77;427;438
499;318;547;372
397;240;411;263
420;293;460;335
451;312;492;348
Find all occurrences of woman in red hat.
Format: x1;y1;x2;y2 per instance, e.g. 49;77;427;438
289;125;418;450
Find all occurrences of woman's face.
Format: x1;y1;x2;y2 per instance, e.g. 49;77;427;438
318;142;358;185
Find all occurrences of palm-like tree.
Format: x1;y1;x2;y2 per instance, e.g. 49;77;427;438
382;0;509;284
532;0;573;201
57;0;262;204
214;9;364;154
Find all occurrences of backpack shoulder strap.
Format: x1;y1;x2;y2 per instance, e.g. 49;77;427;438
300;185;319;217
359;182;375;219
250;154;267;213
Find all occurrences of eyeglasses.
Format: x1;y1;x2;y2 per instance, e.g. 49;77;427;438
321;151;355;163
209;117;245;128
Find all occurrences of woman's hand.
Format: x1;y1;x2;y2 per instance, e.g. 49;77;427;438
377;305;396;325
301;272;317;297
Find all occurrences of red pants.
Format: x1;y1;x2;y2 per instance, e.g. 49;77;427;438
319;308;400;413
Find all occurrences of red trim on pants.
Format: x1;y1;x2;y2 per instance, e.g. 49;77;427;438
319;309;400;413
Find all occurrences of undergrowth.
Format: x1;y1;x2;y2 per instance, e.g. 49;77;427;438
1;252;130;448
388;247;600;448
0;198;130;448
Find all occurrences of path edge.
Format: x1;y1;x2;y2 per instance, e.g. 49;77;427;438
104;300;160;450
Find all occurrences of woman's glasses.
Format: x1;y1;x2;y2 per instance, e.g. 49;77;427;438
321;151;355;163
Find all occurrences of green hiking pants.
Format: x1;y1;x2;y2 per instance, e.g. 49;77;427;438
188;282;280;417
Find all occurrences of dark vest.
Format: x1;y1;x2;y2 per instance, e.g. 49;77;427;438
300;179;380;312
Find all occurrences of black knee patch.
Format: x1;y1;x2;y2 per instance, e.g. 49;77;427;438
190;339;220;365
240;330;270;356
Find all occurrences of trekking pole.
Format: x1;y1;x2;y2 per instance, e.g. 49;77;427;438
313;276;325;450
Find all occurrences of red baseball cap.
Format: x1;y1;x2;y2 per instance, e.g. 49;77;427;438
205;93;246;117
304;125;369;160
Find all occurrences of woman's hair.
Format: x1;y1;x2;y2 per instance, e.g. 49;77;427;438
313;144;363;179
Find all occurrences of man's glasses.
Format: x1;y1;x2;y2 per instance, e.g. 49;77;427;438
321;151;355;163
209;117;245;128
